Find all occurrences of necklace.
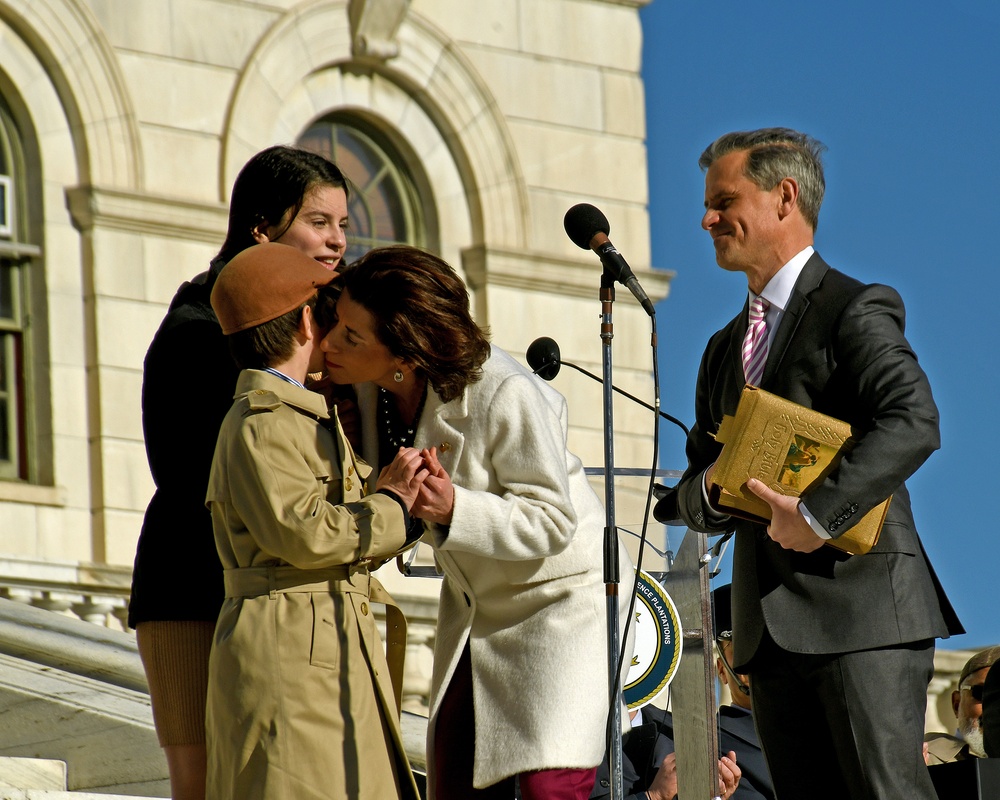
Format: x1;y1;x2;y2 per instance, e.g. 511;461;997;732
379;384;428;450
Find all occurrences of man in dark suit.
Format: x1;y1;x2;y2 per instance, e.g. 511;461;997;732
675;127;964;799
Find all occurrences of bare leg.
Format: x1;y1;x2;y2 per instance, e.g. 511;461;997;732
163;744;207;800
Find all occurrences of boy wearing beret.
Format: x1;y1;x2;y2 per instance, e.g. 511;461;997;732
204;242;424;800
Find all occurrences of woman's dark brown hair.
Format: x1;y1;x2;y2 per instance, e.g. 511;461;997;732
337;246;490;402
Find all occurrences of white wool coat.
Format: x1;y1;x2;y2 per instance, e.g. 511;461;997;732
358;346;623;790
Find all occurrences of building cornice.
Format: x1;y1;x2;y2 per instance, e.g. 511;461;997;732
65;186;227;244
461;243;673;303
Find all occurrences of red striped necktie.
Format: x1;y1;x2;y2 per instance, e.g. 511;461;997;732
742;296;770;386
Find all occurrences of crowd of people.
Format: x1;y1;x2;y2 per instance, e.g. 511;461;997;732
129;128;992;800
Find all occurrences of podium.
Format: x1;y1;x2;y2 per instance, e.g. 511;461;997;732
658;528;721;799
929;758;1000;800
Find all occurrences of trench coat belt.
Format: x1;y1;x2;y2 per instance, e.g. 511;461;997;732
223;565;409;713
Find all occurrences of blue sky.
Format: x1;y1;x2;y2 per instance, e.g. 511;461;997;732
639;0;999;650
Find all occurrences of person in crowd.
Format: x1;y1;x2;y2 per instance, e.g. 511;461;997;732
709;584;773;799
590;584;769;800
926;646;1000;763
321;244;630;800
674;127;963;799
205;242;423;799
127;145;350;800
983;649;1000;757
592;748;740;800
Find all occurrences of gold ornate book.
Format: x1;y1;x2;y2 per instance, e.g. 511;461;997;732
708;385;890;556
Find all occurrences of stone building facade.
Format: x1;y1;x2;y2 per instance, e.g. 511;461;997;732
0;0;669;711
0;0;972;736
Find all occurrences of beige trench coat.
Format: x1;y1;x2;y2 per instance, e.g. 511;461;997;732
205;370;419;800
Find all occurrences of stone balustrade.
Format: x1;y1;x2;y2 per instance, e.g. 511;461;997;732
0;554;441;713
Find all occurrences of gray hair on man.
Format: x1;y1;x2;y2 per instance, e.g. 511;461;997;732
698;127;827;232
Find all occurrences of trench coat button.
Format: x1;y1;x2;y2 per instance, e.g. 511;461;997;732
361;602;369;615
348;465;354;476
345;478;353;491
254;389;266;395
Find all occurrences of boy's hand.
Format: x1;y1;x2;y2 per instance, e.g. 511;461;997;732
375;447;428;510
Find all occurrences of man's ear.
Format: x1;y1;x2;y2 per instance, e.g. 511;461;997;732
776;176;800;220
952;689;962;718
716;656;728;686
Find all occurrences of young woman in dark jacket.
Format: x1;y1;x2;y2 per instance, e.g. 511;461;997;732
128;145;350;800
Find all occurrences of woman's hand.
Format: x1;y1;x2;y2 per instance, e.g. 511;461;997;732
410;447;455;525
375;447;428;510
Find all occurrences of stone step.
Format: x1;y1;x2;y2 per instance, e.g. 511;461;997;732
0;757;66;790
0;654;168;797
0;791;161;799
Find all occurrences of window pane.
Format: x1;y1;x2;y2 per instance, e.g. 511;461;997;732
335;128;382;186
0;399;8;462
0;335;10;461
0;97;31;480
0;261;13;320
297;129;333;161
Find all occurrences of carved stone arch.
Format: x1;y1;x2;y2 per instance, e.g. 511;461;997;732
222;0;529;250
0;0;142;189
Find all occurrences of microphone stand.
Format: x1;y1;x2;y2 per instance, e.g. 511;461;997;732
599;269;625;800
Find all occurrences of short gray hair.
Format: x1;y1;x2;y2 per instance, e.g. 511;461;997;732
699;128;827;231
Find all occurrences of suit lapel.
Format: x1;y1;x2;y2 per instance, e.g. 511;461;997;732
762;253;829;385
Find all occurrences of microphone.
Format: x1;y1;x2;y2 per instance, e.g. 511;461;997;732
525;336;561;381
564;203;655;317
526;337;689;437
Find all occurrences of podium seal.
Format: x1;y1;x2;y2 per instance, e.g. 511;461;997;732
624;571;682;709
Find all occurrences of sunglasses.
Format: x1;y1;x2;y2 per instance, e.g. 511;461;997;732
961;683;985;702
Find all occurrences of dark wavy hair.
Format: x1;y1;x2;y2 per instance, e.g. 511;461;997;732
217;145;349;262
336;246;491;402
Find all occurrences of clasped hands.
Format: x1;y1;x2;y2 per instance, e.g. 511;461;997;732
375;446;454;526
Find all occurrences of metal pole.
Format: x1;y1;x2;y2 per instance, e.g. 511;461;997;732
599;276;624;800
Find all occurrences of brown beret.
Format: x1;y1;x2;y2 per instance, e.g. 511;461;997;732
211;242;337;335
960;646;1000;686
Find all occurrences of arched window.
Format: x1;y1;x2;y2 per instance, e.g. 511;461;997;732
0;96;41;481
297;116;430;262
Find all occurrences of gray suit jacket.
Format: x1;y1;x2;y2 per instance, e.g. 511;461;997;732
676;253;962;668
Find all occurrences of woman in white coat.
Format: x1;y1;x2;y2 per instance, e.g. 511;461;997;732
320;245;625;800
